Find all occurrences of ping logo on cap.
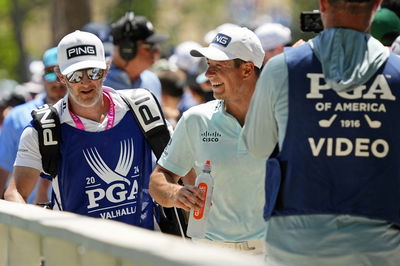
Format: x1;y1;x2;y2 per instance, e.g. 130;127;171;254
212;33;232;47
66;45;96;59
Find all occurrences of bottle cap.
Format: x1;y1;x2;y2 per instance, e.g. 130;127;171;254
203;160;211;173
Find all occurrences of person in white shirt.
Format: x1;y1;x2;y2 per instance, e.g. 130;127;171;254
150;27;267;256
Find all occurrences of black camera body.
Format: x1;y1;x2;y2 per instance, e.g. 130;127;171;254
300;10;323;33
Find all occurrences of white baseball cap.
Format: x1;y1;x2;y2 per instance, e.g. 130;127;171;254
191;27;265;68
203;23;241;44
57;30;106;75
255;23;291;51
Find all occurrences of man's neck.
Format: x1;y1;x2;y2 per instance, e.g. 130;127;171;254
225;89;254;127
225;100;249;127
69;94;109;123
322;2;378;33
124;62;142;82
113;57;142;82
45;95;57;105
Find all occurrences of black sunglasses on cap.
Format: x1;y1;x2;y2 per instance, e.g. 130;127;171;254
66;68;105;83
140;42;159;52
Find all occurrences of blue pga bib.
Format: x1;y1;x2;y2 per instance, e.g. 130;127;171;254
265;44;400;225
56;113;154;229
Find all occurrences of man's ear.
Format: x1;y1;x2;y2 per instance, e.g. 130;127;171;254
101;62;111;82
104;62;111;77
242;62;254;79
320;0;327;13
54;66;67;85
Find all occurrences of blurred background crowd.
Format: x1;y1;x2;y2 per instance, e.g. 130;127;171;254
0;0;399;130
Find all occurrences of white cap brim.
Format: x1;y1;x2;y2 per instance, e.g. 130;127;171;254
61;60;106;75
190;46;237;61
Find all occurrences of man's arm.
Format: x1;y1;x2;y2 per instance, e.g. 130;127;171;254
150;165;203;211
34;178;52;204
4;166;40;203
0;168;10;199
0;112;19;199
243;53;287;158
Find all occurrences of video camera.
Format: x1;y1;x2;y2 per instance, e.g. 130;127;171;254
300;10;323;33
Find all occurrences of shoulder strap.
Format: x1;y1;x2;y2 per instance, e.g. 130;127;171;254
31;104;61;178
118;88;170;159
118;89;187;237
31;89;169;177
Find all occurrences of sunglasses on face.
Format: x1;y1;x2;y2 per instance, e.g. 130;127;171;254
43;67;58;82
65;68;105;83
44;72;58;82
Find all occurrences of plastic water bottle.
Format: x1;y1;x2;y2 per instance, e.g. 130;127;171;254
186;160;214;238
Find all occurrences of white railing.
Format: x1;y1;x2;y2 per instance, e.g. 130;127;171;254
0;200;264;266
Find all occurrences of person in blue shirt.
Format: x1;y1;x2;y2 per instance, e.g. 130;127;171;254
104;12;167;102
243;0;400;265
0;47;66;202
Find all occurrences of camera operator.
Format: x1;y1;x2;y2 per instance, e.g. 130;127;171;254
243;0;400;265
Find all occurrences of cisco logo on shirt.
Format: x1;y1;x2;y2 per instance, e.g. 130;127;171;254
201;131;222;143
212;33;232;47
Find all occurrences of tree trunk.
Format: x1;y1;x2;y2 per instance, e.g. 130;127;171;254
10;0;28;82
51;0;92;45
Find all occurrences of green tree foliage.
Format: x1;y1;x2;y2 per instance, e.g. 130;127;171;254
154;0;227;47
0;0;48;82
0;0;18;80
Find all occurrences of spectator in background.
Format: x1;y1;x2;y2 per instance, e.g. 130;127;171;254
0;79;20;129
255;22;292;64
18;60;46;101
185;75;210;106
0;47;66;201
158;70;185;127
14;82;43;102
391;35;400;54
9;61;45;105
0;93;26;124
371;7;400;46
196;72;214;102
168;41;204;113
168;41;203;77
105;12;167;102
381;0;400;17
81;22;113;58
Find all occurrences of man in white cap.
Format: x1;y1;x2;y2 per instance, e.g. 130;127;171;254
5;30;169;230
255;22;292;64
150;27;267;256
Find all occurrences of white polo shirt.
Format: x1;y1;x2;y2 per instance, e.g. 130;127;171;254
158;100;267;242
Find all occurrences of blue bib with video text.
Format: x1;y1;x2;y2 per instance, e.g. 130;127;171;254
264;44;400;225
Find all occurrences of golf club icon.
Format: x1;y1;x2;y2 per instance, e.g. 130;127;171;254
319;114;337;128
364;114;381;128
